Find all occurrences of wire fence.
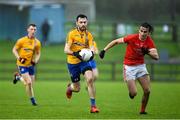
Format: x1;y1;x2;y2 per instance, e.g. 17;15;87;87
1;60;180;82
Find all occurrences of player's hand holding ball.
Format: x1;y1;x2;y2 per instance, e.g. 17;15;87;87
99;50;106;59
73;50;83;61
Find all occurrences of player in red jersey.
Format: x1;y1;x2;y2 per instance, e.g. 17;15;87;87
99;22;159;114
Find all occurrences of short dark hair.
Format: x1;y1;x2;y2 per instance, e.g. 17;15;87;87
76;14;88;21
141;22;153;33
28;23;36;28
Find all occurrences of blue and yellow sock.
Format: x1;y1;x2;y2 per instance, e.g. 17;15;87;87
30;97;37;106
90;98;96;107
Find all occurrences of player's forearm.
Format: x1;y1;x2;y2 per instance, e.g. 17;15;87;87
12;47;20;59
104;40;118;51
64;48;73;55
34;52;41;63
148;49;159;60
90;46;98;54
64;43;74;55
94;48;99;54
149;53;159;60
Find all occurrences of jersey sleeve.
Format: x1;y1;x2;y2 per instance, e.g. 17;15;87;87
88;32;93;48
93;41;97;49
123;34;135;43
35;40;41;51
15;39;23;49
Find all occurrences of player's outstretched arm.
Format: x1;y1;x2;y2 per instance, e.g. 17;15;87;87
99;38;124;59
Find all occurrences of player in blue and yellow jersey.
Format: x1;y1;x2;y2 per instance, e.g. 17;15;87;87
64;14;99;113
12;24;41;106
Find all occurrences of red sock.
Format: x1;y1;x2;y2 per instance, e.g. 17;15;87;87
141;103;145;112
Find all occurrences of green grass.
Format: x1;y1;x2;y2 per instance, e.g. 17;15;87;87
0;81;180;119
0;38;180;119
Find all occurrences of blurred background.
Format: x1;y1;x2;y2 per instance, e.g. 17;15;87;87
0;0;180;82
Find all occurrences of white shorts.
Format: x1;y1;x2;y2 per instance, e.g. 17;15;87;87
123;64;149;81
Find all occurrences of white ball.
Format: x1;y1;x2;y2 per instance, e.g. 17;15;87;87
79;49;93;61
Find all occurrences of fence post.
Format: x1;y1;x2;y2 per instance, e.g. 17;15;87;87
98;23;103;40
112;22;117;39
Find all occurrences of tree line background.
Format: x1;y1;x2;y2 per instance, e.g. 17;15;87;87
96;0;180;23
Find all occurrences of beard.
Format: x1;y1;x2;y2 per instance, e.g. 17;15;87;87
79;26;87;31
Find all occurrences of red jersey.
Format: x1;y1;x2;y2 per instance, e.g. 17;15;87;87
123;34;155;65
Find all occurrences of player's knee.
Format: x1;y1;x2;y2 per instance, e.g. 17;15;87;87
26;82;32;86
87;77;94;85
144;89;150;95
143;87;150;93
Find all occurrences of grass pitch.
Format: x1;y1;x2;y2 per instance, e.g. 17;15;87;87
0;81;180;119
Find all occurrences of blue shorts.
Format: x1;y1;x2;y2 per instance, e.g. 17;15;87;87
18;66;35;75
88;60;97;69
67;62;92;83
